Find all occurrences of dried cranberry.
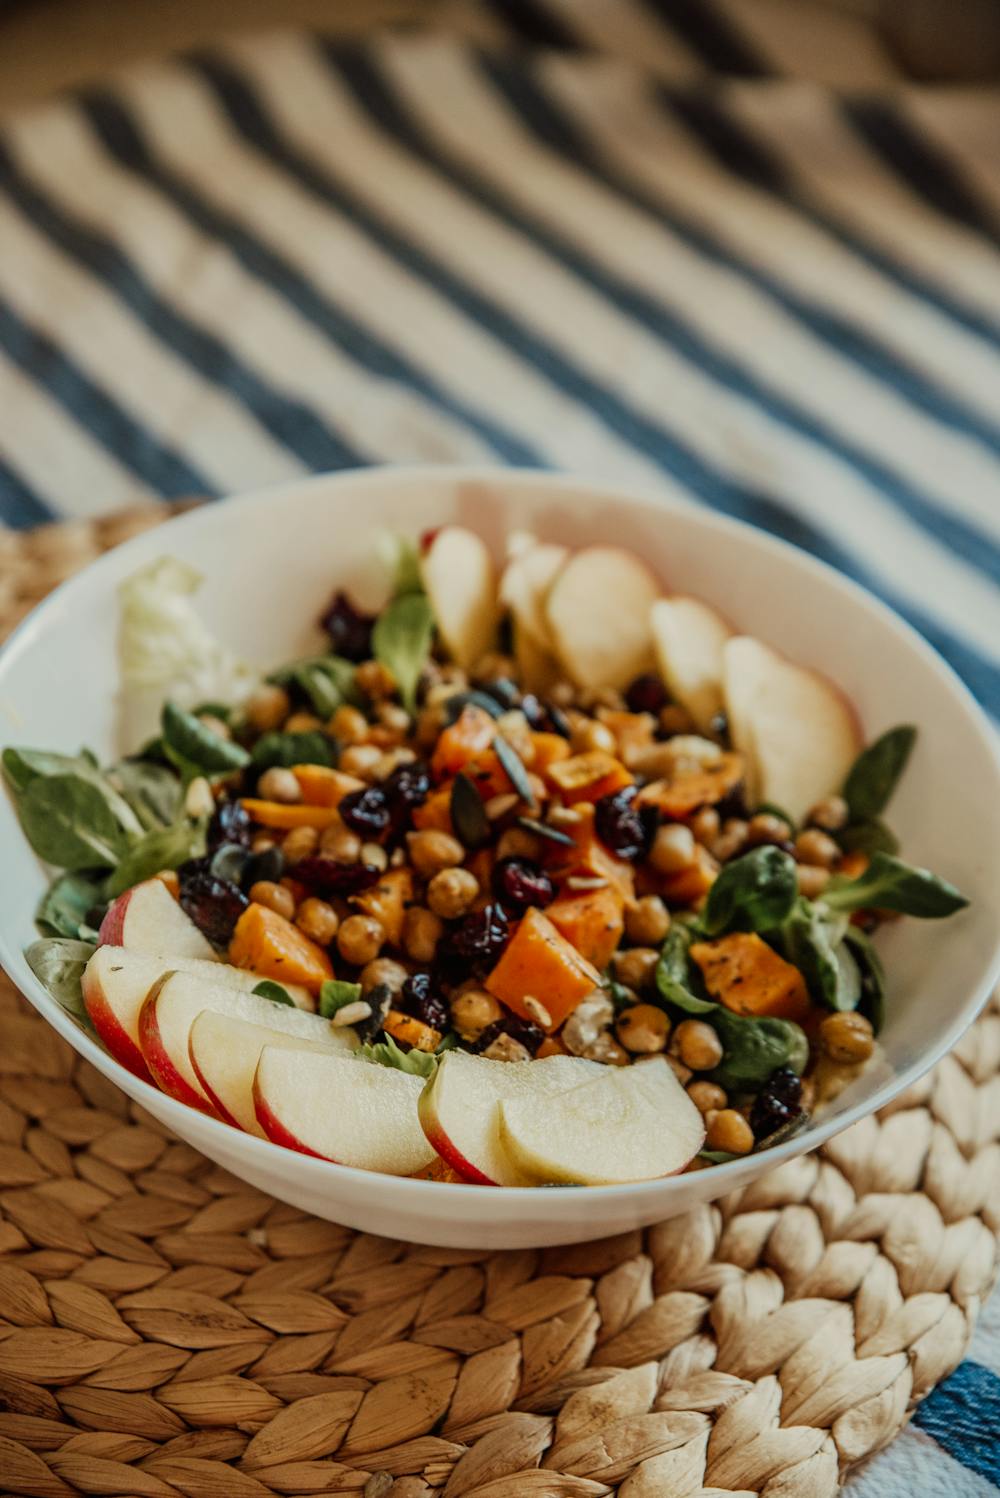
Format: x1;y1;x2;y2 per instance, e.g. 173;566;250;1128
383;761;431;825
438;902;510;974
318;589;373;662
401;972;449;1032
472;1014;544;1057
339;786;391;838
178;863;249;950
595;786;657;861
293;857;382;896
492;857;554;915
749;1066;803;1140
207;798;251;851
625;673;668;714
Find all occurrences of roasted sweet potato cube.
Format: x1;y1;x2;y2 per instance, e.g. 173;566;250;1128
689;932;810;1023
485;907;600;1031
636;752;744;819
544;751;633;806
351;869;413;948
291;766;367;807
546;885;625;970
229;903;333;993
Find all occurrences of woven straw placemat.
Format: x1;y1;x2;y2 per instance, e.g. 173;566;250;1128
0;509;998;1498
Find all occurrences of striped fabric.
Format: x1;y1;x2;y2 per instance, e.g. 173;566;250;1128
0;5;998;1489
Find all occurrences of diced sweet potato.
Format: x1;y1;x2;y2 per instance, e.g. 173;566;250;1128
658;845;719;908
545;751;633;806
596;709;656;765
636;752;744;819
411;783;455;834
543;805;635;902
546;885;625;970
485;907;601;1031
462;747;514;802
229;903;333;993
530;732;571;775
689;932;810;1023
241;799;342;830
383;1010;441;1052
291;765;366;807
431;705;496;780
351;868;414;948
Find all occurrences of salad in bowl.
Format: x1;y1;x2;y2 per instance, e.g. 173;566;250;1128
3;513;970;1192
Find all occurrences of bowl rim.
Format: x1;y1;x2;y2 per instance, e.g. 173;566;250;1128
2;463;999;1202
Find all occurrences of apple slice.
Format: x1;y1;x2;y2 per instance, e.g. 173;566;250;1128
723;636;861;823
82;947;312;1080
499;540;568;692
545;548;660;689
497;1060;705;1186
99;878;215;961
189;1010;352;1133
138;971;357;1113
254;1047;436;1174
418;1050;600;1186
420;525;499;671
651;596;731;733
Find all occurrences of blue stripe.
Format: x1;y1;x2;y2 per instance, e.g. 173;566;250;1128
78;90;541;471
842;98;1000;245
0;457;57;528
658;85;1000;352
913;1359;1000;1483
329;46;1000;588
487;0;580;49
0;295;211;499
0;136;364;476
643;0;769;76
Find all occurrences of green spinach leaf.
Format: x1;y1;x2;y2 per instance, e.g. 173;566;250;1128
783;899;860;1011
250;730;336;772
842;725;916;821
25;937;95;1018
842;926;887;1035
105;817;207;899
358;1034;437;1078
823;852;968;919
161;702;249;779
4;747;144;839
108;759;182;830
17;776;131;871
36;871;105;940
319;979;363;1019
707;1009;808;1092
270;655;359;718
837;819;899;857
655;924;716;1014
252;980;295;1008
372;593;434;713
701;846;798;936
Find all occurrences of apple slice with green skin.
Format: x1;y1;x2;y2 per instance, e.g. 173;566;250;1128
82;947;313;1081
723;636;861;824
651;596;731;734
418;1051;601;1186
497;1059;705;1186
545;547;660;689
138;971;357;1113
254;1047;436;1174
98;878;215;961
420;526;499;672
189;1010;353;1133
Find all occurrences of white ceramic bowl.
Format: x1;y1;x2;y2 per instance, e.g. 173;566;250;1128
1;468;998;1249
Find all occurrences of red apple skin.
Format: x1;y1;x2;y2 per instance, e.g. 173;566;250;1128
137;979;218;1116
188;1040;241;1130
416;1085;499;1187
97;890;131;948
252;1076;330;1159
80;965;153;1082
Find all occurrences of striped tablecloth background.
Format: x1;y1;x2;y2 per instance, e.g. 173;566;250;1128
0;4;997;1490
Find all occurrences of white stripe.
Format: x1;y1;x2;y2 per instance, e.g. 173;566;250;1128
0;171;300;496
541;54;1000;429
716;0;899;84
0;351;155;518
845;1423;995;1498
903;87;1000;218
543;0;705;81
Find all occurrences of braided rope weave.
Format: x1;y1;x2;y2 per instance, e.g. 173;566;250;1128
0;509;997;1498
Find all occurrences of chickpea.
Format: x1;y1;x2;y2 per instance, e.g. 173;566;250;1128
329;704;368;744
690;806;720;846
450;987;503;1041
687;1080;727;1115
665;1054;693;1086
569;717;616;756
795;828;841;868
746;812;792;847
360;842;389;872
796;864;831;899
807;794;849;832
820;1011;875;1064
612;947;660;991
339;744;383;779
355;660;396;700
296;897;340;946
360;957;409;996
427;867;480;920
403;906;444;963
376;701;411;737
625;895;670;946
250;832;277;854
674;1019;723;1072
285;711;323;734
497;710;536;764
581;1033;630;1066
246;683;291;733
320;822;362;864
616;1004;670;1054
372;747;417;782
496;826;543;861
705;1109;754;1155
249;881;296;921
713;818;749;862
257;766;301;804
659;704;693;735
650;823;697;875
549;679;575;707
337;914;385;967
282;824;319;864
407;829;465;879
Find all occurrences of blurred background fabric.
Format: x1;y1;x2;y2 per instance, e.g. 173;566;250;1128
0;4;998;1493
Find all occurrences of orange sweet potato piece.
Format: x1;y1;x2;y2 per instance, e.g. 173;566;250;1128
546;885;625;971
543;805;634;902
462;747;514;802
351;868;413;947
658;845;719;908
485;907;601;1031
229;903;333;993
545;751;633;806
431;705;496;780
530;732;571;775
596;709;656;764
411;783;455;833
383;1010;441;1052
291;765;366;807
241;799;342;830
636;752;744;819
689;932;810;1023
